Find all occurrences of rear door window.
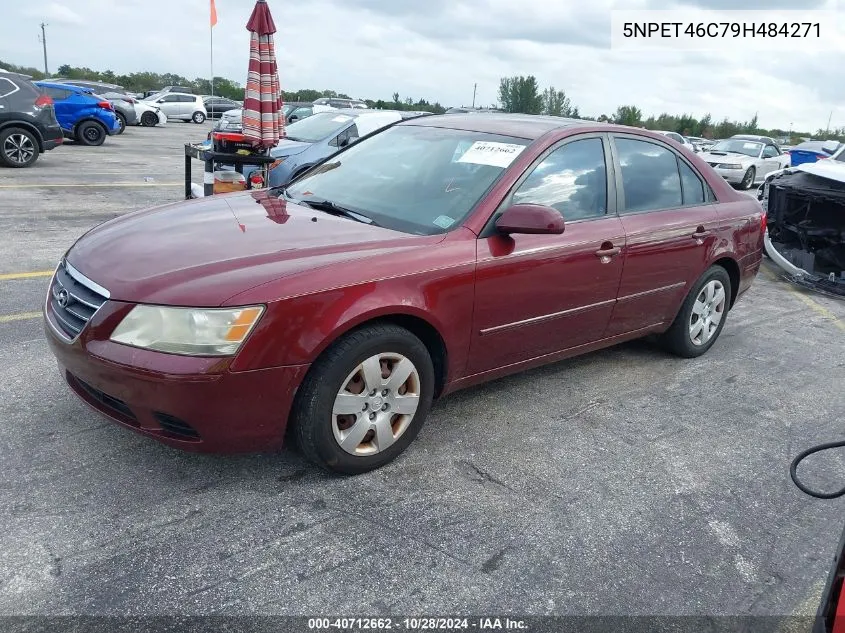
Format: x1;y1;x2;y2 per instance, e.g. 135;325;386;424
615;137;683;213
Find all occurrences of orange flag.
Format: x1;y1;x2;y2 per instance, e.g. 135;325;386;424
210;0;218;26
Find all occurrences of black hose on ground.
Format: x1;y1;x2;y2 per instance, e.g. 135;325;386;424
790;440;845;499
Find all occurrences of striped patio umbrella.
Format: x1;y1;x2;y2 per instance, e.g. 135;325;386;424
242;0;283;149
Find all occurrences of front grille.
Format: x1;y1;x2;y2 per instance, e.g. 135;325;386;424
154;413;201;439
48;261;109;340
70;374;138;424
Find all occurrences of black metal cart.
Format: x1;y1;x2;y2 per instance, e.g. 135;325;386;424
183;143;278;199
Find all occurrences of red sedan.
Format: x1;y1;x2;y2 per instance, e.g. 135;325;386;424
44;114;765;474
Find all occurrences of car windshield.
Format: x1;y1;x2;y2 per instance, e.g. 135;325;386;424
284;125;530;235
710;140;763;157
283;112;356;143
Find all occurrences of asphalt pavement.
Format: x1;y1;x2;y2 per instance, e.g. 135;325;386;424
0;121;844;623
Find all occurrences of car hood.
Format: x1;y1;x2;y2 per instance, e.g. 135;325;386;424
66;192;433;307
699;151;754;164
270;138;312;158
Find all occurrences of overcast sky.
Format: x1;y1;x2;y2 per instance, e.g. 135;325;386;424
1;0;843;132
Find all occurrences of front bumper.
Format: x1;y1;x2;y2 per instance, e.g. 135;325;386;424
710;166;747;184
44;300;310;453
764;231;845;299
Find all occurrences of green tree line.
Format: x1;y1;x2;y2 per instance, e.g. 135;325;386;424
498;75;845;143
3;59;840;141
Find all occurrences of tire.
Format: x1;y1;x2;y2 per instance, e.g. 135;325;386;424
740;166;755;190
659;266;732;358
75;121;106;146
0;127;40;168
192;111;206;124
291;324;435;475
140;111;158;127
115;113;126;134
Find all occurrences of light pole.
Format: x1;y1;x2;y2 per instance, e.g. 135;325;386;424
39;22;48;76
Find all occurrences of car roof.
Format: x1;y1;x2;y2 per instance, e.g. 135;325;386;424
731;134;773;143
35;80;93;93
54;78;125;90
396;113;594;140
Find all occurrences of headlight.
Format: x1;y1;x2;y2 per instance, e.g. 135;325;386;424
717;163;744;169
269;157;286;169
110;305;264;356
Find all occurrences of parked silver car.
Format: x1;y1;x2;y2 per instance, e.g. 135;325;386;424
142;92;207;123
699;136;790;190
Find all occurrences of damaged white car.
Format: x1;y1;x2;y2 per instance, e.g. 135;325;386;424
758;142;845;298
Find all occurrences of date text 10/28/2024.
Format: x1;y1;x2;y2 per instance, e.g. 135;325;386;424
308;618;528;630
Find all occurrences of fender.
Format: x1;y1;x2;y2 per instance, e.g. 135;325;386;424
228;261;476;375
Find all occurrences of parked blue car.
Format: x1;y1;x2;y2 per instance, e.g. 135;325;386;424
785;140;842;167
34;81;121;146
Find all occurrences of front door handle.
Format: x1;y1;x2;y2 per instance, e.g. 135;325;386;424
595;242;621;262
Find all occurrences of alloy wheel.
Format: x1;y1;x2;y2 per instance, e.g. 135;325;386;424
3;133;35;165
689;280;726;346
331;353;421;456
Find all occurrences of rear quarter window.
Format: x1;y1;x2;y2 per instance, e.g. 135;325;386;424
0;77;20;98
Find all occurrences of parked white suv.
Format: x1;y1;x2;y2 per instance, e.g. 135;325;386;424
142;92;208;123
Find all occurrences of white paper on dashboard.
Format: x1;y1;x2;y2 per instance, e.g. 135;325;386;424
457;141;525;168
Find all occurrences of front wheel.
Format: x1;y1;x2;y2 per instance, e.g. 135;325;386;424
76;121;106;146
192;111;206;124
659;266;732;358
291;324;435;475
140;111;158;127
740;166;755;190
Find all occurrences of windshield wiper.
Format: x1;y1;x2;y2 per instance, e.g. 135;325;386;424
297;197;375;225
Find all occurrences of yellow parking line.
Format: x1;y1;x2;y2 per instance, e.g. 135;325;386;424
0;183;182;189
787;287;845;332
0;311;41;324
0;270;54;280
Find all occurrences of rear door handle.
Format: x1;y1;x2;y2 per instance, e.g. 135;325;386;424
692;226;709;240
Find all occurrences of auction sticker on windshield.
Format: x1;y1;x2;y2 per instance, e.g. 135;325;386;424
457;141;525;168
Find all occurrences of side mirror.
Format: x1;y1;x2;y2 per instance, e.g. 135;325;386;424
495;204;565;235
289;115;299;122
822;140;840;155
338;136;351;148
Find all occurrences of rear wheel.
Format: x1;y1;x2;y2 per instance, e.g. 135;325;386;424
292;324;435;475
192;111;206;124
659;266;732;358
76;121;106;146
140;111;158;127
115;112;126;134
0;127;40;168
